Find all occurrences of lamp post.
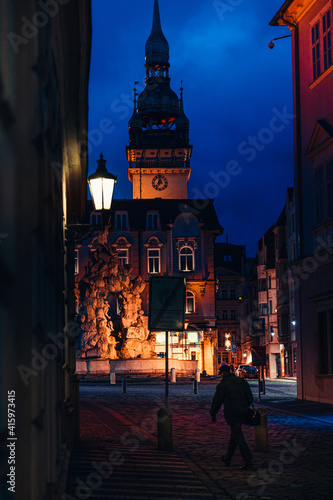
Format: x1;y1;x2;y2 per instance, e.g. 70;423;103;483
66;153;117;243
184;321;189;360
88;153;117;222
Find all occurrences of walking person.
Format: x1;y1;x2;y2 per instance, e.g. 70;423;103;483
210;364;254;470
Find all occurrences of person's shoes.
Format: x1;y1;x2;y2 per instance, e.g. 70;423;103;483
240;462;253;470
221;456;231;466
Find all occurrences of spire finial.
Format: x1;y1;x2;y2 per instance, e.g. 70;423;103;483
152;0;162;32
133;81;139;110
145;0;169;66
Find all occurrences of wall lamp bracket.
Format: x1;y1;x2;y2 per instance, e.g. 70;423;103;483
268;34;292;49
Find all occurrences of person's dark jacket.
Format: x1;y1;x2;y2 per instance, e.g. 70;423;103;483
210;373;253;425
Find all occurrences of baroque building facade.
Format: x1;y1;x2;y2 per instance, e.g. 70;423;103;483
76;0;223;374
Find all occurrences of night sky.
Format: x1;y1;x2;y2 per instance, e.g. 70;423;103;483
88;0;294;257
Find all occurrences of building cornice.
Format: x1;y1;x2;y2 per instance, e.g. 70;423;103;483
270;0;318;26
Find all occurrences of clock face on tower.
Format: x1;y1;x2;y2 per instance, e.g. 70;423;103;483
152;174;168;191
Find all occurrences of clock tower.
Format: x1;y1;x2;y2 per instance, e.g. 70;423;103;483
126;0;192;199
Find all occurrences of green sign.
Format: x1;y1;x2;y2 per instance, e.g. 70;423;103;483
148;277;186;331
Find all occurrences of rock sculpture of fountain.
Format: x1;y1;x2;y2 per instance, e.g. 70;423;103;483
77;226;156;359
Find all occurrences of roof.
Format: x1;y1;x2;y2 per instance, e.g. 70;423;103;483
84;199;223;233
214;242;246;274
275;205;286;227
269;1;294;26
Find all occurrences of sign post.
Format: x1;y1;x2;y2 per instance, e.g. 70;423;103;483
148;277;186;450
251;346;266;403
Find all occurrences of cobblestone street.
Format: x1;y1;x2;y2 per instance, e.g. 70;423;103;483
65;380;333;499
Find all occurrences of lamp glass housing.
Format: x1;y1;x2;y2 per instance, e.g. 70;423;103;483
88;154;117;211
89;177;115;211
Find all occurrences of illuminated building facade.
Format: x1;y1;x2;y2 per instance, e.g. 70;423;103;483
77;0;223;374
271;0;333;402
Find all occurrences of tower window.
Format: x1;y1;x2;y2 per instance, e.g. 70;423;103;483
179;245;194;272
148;248;160;274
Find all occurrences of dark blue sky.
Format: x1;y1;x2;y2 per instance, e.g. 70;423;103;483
89;0;294;256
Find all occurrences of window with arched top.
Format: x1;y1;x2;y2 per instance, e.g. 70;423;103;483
186;291;195;314
179;245;194;272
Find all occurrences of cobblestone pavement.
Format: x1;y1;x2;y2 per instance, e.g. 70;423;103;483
65;381;333;500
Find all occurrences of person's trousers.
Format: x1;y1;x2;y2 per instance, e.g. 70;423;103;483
226;422;252;463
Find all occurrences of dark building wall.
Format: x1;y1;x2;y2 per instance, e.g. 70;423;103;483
0;1;91;498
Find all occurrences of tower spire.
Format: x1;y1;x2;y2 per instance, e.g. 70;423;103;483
152;0;162;33
145;0;169;68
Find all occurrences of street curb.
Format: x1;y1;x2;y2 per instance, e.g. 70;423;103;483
256;402;333;425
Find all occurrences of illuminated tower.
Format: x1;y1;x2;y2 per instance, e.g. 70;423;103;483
127;0;192;199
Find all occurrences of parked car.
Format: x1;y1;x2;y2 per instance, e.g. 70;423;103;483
240;365;259;379
235;364;247;377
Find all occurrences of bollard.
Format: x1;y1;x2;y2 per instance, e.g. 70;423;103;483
195;368;200;382
171;367;176;383
110;370;116;385
157;407;172;451
255;409;268;452
193;379;198;394
122;378;127;393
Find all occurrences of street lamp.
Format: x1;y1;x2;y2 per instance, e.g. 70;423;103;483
88;153;117;212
